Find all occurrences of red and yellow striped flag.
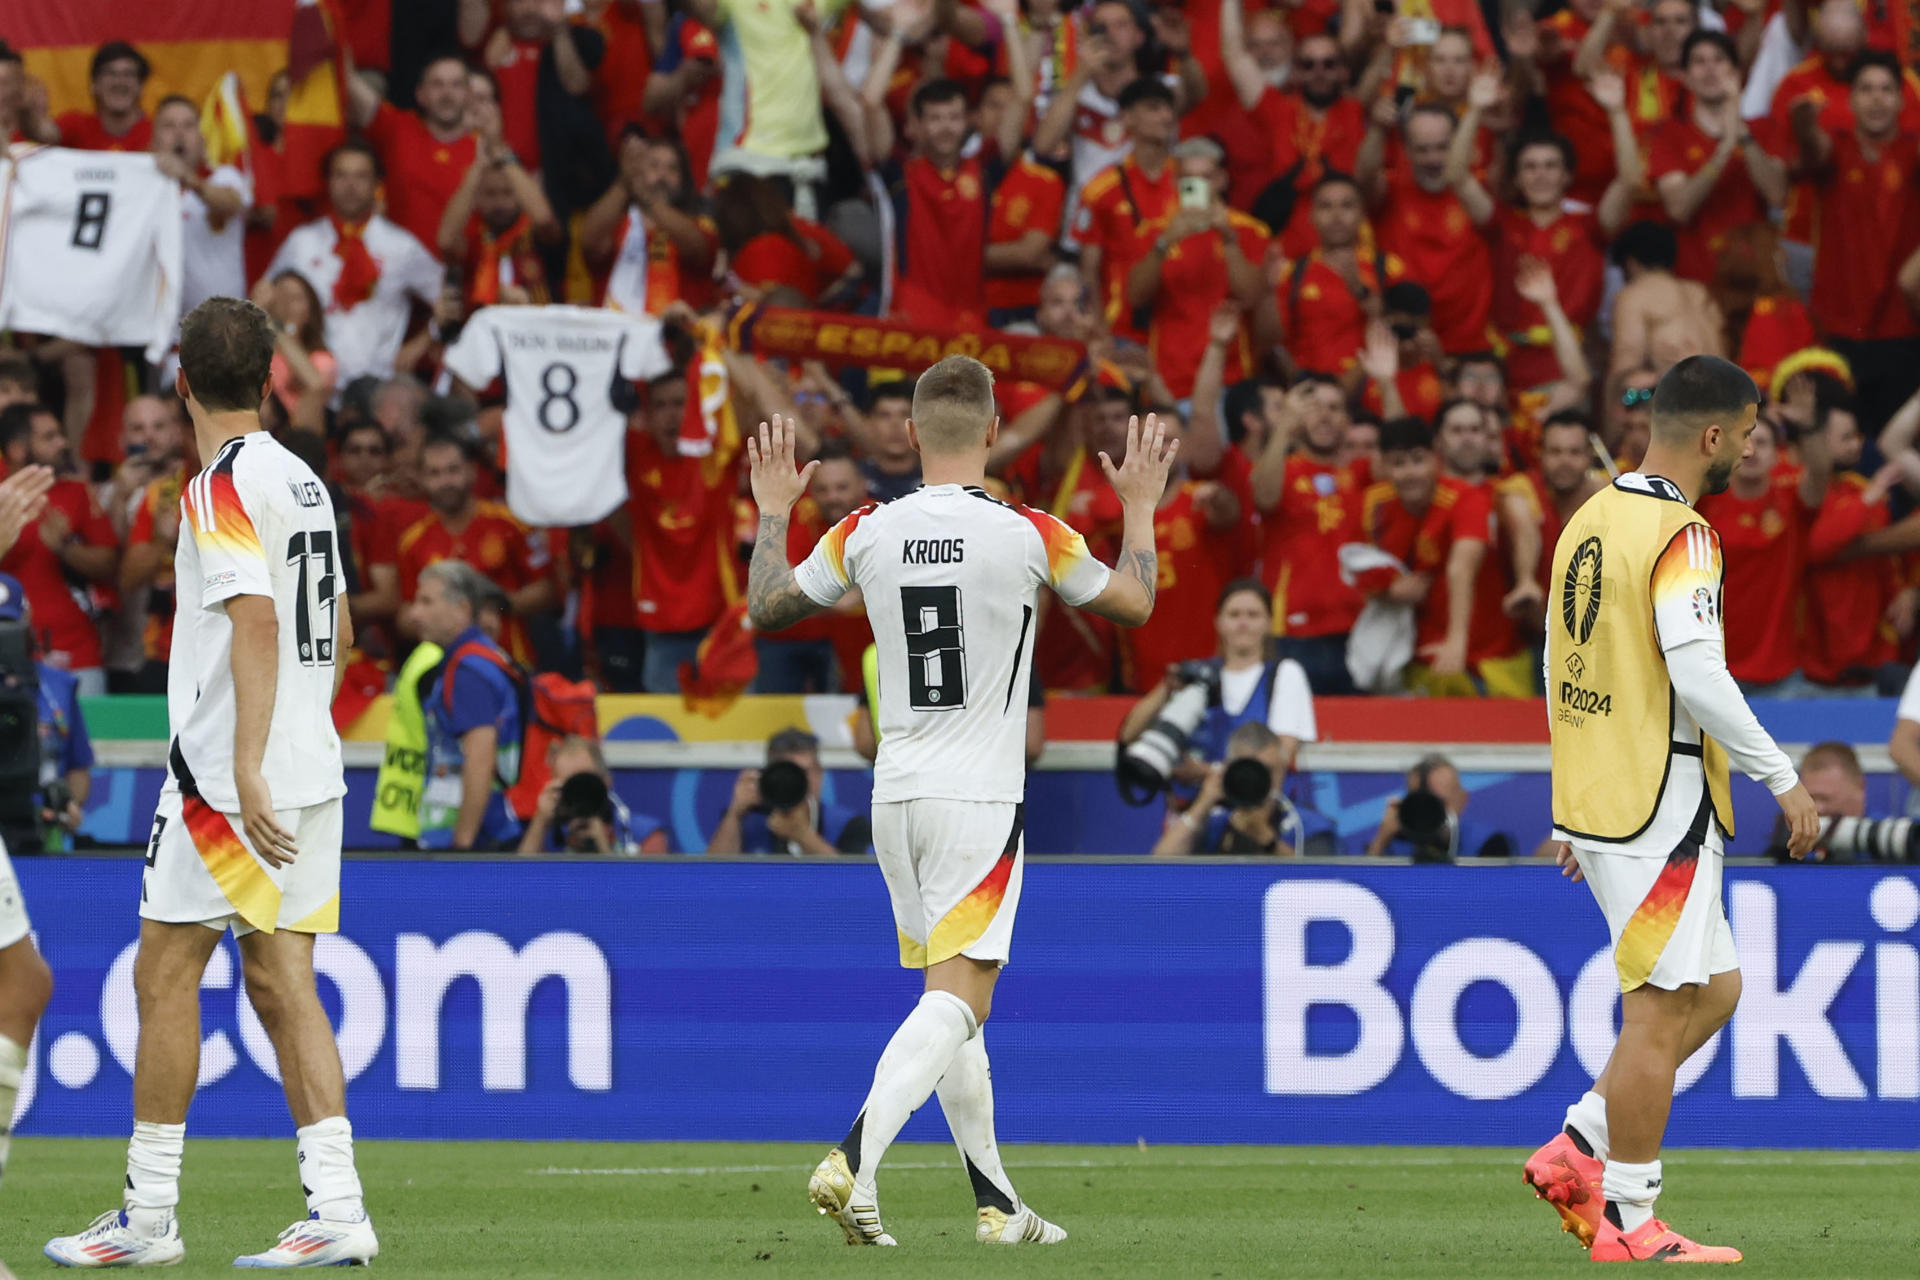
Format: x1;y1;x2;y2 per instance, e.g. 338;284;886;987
11;1;285;122
280;0;348;203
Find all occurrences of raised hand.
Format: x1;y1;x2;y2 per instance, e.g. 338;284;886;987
1514;255;1559;307
0;465;55;555
1467;66;1502;112
746;415;820;515
1207;301;1244;348
1099;413;1180;510
1586;69;1625;114
1358;320;1400;384
1370;94;1401;132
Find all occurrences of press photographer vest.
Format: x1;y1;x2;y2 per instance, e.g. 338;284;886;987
1547;479;1732;842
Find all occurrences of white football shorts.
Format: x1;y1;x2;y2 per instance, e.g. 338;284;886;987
0;833;29;950
140;791;343;936
1573;818;1736;994
872;799;1026;969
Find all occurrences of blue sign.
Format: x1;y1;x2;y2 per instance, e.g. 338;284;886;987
11;860;1918;1148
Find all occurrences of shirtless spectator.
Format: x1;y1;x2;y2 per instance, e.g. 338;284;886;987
1609;220;1725;377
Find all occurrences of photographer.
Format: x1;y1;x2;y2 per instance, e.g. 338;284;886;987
1366;753;1515;860
519;735;667;856
1152;723;1338;856
1767;741;1920;863
1117;579;1316;801
0;575;91;850
709;728;872;856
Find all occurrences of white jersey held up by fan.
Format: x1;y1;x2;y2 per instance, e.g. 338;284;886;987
442;304;673;527
743;355;1173;1250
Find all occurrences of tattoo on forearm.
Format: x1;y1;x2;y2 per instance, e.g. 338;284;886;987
1121;543;1158;611
747;513;817;631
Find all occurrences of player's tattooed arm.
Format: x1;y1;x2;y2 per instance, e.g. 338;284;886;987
747;512;821;631
1118;541;1159;612
745;416;825;632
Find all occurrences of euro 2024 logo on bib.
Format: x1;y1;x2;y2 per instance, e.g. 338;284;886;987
1561;536;1603;645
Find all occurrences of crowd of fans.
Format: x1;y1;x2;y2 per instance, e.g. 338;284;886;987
3;0;1920;717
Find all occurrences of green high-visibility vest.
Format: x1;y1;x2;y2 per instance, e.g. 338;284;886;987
369;643;443;840
861;643;880;745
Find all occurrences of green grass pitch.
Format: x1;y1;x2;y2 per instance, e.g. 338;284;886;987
2;1141;1916;1277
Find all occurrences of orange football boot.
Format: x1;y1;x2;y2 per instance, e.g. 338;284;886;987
1523;1131;1605;1247
1590;1216;1743;1263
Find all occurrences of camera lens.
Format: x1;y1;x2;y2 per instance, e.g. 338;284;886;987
759;759;811;810
1222;759;1273;809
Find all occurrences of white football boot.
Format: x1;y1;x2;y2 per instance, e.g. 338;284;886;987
232;1213;379;1268
807;1148;897;1246
977;1204;1069;1244
44;1210;186;1268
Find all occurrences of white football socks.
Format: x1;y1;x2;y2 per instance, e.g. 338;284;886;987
0;1032;24;1192
936;1032;1019;1213
1564;1089;1610;1161
124;1120;186;1236
1602;1158;1662;1234
296;1116;367;1222
844;990;977;1197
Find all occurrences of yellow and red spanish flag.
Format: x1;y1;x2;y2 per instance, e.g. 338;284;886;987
280;0;348;203
11;1;285;124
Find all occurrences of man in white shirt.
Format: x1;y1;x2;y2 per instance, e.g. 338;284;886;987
267;141;443;388
150;96;250;315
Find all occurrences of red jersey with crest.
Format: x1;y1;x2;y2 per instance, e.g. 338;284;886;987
1807;131;1920;341
984;156;1067;313
396;503;551;663
1073;155;1178;341
1487;207;1606;388
1250;90;1367;260
1803;472;1898;685
1374;174;1492;354
364;103;479;252
1648;117;1775;283
1362;475;1495;659
1;478;117;671
1263;454;1363;638
1278;248;1406;376
627;430;740;635
1135;211;1270;399
1697;468;1810;685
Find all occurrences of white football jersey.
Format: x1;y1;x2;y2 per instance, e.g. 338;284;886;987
166;432;347;812
267;213;442;387
443;305;672;526
179;164;252;314
0;145;183;363
794;484;1111;803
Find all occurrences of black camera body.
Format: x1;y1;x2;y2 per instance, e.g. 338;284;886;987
757;758;811;812
0;619;42;853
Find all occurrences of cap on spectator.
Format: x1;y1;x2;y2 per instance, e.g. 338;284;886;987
1769;347;1852;403
1117;78;1176;112
0;573;27;623
90;40;151;82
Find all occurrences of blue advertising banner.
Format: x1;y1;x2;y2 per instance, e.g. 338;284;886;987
11;859;1918;1148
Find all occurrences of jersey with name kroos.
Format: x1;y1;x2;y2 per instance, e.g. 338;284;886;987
443;305;673;527
0;146;183;363
794;484;1111;803
167;432;346;812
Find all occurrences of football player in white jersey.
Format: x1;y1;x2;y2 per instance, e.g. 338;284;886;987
746;354;1174;1247
46;299;377;1270
0;464;57;1278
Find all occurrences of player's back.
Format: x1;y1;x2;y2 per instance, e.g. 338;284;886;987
847;484;1103;804
168;431;346;812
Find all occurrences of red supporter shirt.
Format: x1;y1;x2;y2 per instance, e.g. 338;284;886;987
1361;362;1447;423
1362;475;1493;659
2;479;116;671
365;103;478;252
1121;482;1237;684
1648;117;1774;283
1735;296;1818;395
492;38;545;170
1486;207;1606;388
1135;211;1270;399
1808;131;1920;341
984;156;1067;314
1253;90;1368;260
591;0;653;140
126;471;185;662
1537;14;1683;205
1262;454;1363;638
1375;175;1493;354
1277;248;1406;376
676;19;722;189
731;220;854;301
885;148;1004;327
1697;469;1809;685
1073;155;1178;341
55;112;150;152
395;502;551;664
627;431;739;635
1765;58;1920;242
1803;472;1897;684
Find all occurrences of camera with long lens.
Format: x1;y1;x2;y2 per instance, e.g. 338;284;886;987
1118;660;1219;804
1396;787;1457;863
1819;816;1920;863
757;758;811;812
1222;758;1274;810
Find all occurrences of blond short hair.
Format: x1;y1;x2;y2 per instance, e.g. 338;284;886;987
910;355;997;455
